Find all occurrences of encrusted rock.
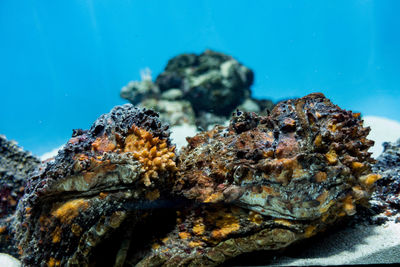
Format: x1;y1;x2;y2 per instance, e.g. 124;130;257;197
13;104;177;266
0;135;40;256
121;50;272;130
136;93;379;266
120;69;159;105
156;50;253;116
371;139;400;221
9;94;381;266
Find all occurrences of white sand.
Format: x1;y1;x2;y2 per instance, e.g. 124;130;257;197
0;254;20;267
363;115;400;158
39;145;63;161
270;221;400;266
169;124;199;150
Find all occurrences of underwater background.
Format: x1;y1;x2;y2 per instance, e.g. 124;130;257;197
1;0;400;156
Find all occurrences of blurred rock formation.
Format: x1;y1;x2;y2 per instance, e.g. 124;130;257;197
120;50;274;130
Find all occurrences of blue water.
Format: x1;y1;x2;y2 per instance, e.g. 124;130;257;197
1;0;400;156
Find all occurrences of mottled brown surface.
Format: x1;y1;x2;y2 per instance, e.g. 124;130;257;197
10;94;379;266
0;135;40;257
136;93;378;266
13;105;177;266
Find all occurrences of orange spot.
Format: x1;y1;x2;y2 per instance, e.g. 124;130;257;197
179;232;191;240
92;135;116;153
325;150;338;165
203;192;223;203
0;226;6;234
304;225;317;238
314;135;322;146
47;257;60;267
51;199;89;224
343;195;356;215
211;214;240;239
360;173;381;186
52;226;62;243
249;211;263;225
274;219;293;227
351;162;364;170
99;192;108;199
315;171;327;182
189;241;204;248
192;220;205;236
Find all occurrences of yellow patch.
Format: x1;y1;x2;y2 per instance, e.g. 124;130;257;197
211;214;240;239
274;218;293;227
314;135;322;146
92;135;116;153
351;161;364;170
342;195;355;215
51;199;89;224
179;232;191;240
192;221;205;236
189;241;203;248
47;257;60;267
319;200;334;213
359;173;381;186
203;192;223;203
304;225;317;238
249;211;263;225
328;123;337;132
51;226;62;243
325;150;338;165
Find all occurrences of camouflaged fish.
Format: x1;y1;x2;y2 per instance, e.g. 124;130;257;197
136;93;379;266
13;104;177;266
11;94;380;266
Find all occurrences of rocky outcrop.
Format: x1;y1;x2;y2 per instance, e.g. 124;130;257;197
137;93;378;266
0;135;40;257
120;50;274;130
13;105;177;266
371;139;400;222
10;94;380;266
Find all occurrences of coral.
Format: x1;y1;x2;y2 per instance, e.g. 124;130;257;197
371;139;400;221
135;93;378;266
12;104;177;266
0;135;40;257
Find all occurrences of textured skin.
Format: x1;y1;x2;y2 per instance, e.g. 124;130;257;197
136;93;379;266
10;94;380;266
13;104;177;266
372;139;400;220
0;135;40;257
